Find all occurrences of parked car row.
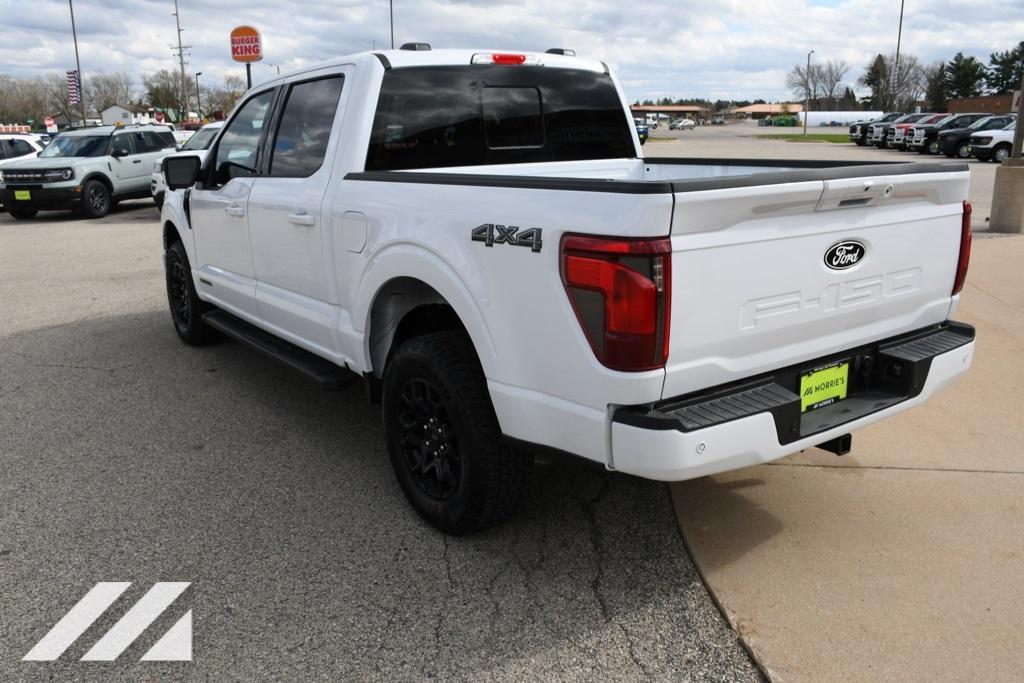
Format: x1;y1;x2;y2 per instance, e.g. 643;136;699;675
850;111;1017;162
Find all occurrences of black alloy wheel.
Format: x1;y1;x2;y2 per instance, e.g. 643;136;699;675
397;377;462;501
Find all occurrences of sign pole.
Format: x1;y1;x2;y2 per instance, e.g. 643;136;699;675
246;63;252;89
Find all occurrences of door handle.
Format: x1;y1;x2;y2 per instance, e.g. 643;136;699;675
287;212;316;227
132;159;142;164
224;205;245;217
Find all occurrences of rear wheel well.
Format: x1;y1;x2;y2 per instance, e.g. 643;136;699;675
368;278;468;379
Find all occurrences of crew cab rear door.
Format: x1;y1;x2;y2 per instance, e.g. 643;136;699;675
247;70;349;356
662;167;970;399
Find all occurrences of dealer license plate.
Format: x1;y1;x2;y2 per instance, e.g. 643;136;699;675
14;190;31;201
800;361;849;413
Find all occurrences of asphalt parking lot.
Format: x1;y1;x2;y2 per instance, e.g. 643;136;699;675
0;203;758;680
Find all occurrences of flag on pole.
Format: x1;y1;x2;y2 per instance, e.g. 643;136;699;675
67;70;81;105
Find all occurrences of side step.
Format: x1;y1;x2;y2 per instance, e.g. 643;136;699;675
202;310;357;390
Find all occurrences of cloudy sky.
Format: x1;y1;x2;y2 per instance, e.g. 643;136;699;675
1;0;1022;101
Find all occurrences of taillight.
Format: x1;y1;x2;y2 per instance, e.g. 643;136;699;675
952;200;972;295
560;234;672;372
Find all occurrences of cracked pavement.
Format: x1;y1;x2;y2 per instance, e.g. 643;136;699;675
0;204;759;681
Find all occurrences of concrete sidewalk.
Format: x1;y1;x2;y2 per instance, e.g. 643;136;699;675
672;235;1024;681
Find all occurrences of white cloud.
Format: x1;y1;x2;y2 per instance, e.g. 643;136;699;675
1;0;1022;101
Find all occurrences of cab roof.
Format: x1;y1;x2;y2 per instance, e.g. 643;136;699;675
256;48;608;90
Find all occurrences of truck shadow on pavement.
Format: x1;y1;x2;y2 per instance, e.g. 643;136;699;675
0;310;758;681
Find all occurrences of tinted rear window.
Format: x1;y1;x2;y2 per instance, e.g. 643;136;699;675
366;65;635;171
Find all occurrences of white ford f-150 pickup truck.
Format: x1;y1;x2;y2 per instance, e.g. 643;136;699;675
160;47;975;534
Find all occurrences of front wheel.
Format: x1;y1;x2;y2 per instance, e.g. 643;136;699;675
993;144;1011;164
382;331;528;535
165;240;214;345
927;140;940;155
957;143;971;159
80;179;111;218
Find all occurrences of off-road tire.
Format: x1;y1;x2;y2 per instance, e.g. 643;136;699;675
165;240;214;345
7;206;37;219
80;179;111;218
382;331;528;535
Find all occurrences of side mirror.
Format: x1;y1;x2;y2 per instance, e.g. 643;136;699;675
165;155;202;190
111;148;129;158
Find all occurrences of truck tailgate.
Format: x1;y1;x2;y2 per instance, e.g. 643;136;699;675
662;169;969;398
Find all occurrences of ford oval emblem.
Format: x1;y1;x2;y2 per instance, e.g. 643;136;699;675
824;240;866;270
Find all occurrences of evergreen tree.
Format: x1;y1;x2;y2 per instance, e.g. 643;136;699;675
944;52;987;99
925;62;948;110
859;54;889;109
986;41;1024;94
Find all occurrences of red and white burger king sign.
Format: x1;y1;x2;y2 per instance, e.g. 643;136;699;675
230;26;263;63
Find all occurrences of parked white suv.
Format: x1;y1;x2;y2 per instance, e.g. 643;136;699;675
0;134;47;210
969;122;1017;163
159;48;976;534
2;124;177;219
152;121;224;208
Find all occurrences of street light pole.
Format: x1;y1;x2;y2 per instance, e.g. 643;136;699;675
803;49;814;136
390;0;394;49
893;0;905;111
195;72;202;120
67;0;87;127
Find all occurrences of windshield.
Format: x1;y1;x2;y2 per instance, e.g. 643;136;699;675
968;117;996;130
932;115;955;127
182;127;220;151
39;135;110;158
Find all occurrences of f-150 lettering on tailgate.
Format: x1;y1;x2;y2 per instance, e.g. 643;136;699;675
740;267;922;330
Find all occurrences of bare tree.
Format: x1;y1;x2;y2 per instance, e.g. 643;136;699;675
819;59;850;109
204;75;246;117
44;72;80;124
889;53;927;110
87;71;136;111
786;63;824;106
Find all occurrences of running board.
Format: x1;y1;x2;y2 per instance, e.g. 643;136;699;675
202;310;357;390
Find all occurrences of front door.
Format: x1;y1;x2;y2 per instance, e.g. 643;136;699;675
247;73;347;355
190;89;275;322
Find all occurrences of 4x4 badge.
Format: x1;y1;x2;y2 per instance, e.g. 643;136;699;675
471;224;542;253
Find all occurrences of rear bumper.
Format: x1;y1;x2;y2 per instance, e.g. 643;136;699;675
611;322;975;481
3;185;81;211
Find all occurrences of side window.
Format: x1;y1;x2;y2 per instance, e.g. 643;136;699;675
140;131;169;152
212;90;274;185
110;134;133;156
269;76;344;178
158;131;176;149
10;139;34;156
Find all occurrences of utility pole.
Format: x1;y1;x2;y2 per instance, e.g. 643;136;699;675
67;0;87;127
390;0;394;49
171;0;192;124
892;0;905;111
803;50;814;136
